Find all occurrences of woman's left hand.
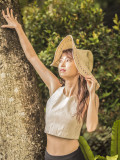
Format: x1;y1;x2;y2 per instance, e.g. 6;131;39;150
85;75;97;94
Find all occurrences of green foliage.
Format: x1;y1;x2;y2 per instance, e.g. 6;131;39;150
19;0;29;8
79;136;95;160
95;0;120;12
19;0;35;8
82;125;111;156
111;120;120;160
113;14;120;31
94;155;118;160
79;120;119;160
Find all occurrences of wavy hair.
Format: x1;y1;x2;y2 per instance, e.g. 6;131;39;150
59;48;89;124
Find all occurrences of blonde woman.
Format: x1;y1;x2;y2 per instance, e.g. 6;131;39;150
1;7;100;160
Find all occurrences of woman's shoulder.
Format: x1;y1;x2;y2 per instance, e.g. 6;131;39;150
49;83;63;97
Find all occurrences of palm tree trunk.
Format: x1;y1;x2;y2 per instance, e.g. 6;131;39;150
0;1;46;160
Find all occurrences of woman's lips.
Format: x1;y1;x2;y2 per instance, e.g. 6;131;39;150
60;69;66;72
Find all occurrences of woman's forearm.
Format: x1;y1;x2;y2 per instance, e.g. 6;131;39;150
15;24;37;60
86;92;99;132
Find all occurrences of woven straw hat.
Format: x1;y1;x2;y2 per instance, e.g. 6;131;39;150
50;35;100;91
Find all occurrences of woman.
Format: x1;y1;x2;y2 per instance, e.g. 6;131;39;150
1;7;100;160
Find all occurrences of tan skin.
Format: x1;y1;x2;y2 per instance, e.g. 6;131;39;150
1;7;92;156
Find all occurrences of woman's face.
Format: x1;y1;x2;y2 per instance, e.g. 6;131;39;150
58;52;79;79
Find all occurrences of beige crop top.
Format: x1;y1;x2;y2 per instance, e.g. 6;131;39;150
44;86;83;139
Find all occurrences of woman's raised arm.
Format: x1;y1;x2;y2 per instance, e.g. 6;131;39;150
1;7;62;95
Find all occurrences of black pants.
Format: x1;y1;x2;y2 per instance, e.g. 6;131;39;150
44;146;86;160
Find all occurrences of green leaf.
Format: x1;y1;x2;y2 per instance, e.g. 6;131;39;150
111;120;120;158
106;155;118;160
113;26;119;31
79;136;95;160
109;98;119;108
94;155;106;160
106;73;112;77
101;90;113;98
115;14;118;21
113;19;118;25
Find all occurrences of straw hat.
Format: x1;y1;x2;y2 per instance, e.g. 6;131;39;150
50;35;100;91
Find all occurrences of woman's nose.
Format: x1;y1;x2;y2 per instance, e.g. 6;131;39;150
61;60;66;66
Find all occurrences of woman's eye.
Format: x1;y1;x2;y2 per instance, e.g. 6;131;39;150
66;59;71;62
59;58;71;63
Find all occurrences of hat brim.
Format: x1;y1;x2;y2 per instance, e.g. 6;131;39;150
50;35;74;67
50;35;100;91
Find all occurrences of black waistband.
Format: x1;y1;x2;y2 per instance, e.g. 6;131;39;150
45;146;81;160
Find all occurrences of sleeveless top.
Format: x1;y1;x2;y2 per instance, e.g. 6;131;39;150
44;86;83;139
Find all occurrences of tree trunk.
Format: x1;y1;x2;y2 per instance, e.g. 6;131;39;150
0;1;46;160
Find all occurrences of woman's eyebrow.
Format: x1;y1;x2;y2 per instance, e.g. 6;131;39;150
60;56;73;59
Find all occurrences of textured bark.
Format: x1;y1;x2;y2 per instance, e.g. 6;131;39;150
0;1;46;160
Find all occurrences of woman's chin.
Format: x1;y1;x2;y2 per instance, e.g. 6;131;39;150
59;74;66;79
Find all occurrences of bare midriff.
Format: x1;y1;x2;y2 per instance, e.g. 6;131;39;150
46;134;79;156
